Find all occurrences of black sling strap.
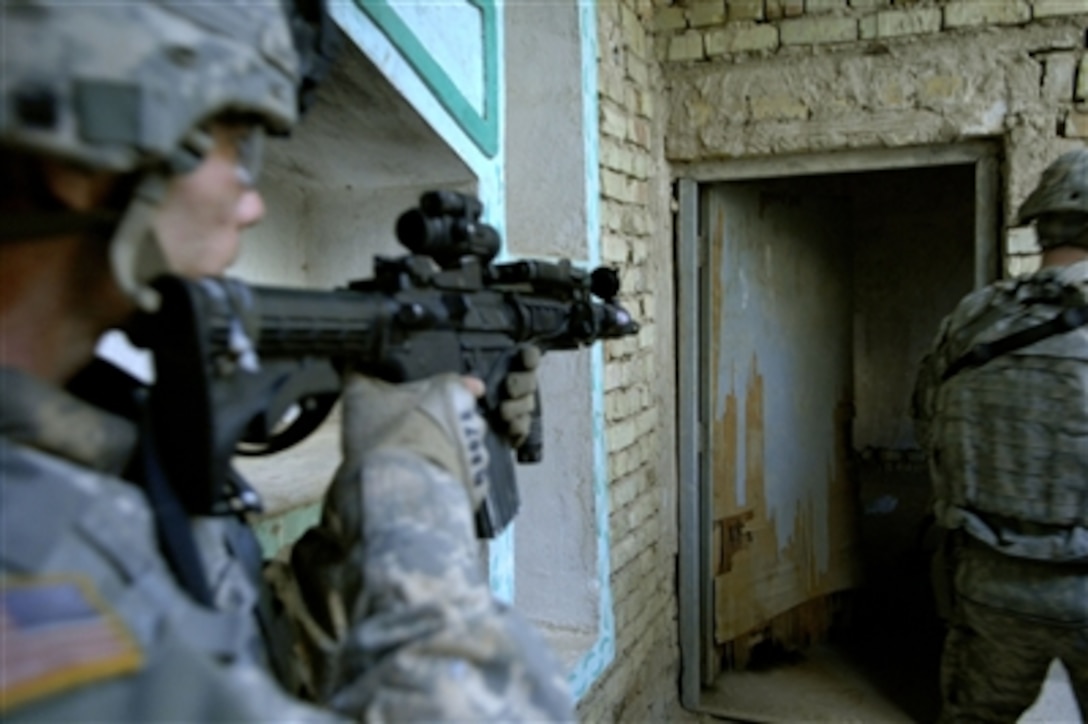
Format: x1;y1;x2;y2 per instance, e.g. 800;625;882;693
67;358;215;607
138;422;216;606
942;304;1088;382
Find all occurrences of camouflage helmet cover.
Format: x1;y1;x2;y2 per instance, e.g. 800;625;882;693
0;1;301;174
1017;149;1088;224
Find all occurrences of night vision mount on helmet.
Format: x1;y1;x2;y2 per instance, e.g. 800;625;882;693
1;2;301;175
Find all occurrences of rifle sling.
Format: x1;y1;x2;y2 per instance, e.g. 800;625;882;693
941;304;1088;382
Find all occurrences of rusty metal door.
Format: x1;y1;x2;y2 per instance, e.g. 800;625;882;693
701;180;861;674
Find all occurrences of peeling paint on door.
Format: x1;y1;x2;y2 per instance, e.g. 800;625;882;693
704;181;861;667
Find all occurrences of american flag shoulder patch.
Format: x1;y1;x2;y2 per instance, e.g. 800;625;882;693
1;576;143;713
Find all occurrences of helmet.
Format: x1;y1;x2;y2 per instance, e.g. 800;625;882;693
1017;149;1088;225
0;1;339;311
0;2;300;174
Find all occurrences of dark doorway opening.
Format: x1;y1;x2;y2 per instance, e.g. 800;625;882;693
696;164;980;722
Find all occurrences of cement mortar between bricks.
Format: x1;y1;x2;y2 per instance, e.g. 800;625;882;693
625;495;660;532
617;576;669;635
599;100;629;140
612;474;640;510
623;621;671;688
1078;55;1088;102
610;529;643;572
609;418;639;451
614;562;664;619
620;538;659;582
611;542;660;593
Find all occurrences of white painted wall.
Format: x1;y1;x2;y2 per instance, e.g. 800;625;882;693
505;2;587;261
231;34;477;508
505;0;604;670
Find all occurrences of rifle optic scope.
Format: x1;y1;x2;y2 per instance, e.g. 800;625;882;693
396;191;500;269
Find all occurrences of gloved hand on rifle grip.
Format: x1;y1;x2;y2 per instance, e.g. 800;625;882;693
340;373;490;511
497;344;541;450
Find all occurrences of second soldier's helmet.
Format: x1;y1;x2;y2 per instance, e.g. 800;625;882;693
0;2;303;175
1017;149;1088;225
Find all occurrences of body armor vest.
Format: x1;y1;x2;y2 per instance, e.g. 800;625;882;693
930;269;1088;529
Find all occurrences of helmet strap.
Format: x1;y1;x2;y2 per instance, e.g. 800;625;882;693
0;209;119;244
108;173;172;313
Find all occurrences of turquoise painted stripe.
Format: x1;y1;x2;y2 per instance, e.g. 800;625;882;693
489;519;515;604
484;1;513;605
355;0;499;158
569;0;615;701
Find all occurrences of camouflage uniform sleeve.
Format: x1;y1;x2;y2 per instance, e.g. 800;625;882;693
280;450;574;722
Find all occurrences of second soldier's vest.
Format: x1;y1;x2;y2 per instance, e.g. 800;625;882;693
930;264;1088;529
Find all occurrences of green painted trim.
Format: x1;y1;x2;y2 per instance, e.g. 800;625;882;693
356;0;499;158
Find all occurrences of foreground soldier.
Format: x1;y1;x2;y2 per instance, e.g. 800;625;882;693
0;2;572;720
913;149;1088;722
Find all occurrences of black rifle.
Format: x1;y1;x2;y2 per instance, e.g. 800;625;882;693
129;191;639;538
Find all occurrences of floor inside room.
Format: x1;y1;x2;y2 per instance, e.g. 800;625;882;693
693;458;1082;723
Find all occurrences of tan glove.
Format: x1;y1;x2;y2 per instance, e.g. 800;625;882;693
341;373;490;510
497;344;541;449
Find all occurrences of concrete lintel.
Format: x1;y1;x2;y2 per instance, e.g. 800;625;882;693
670;141;998;183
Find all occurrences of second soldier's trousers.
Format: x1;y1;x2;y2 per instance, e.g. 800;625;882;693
938;542;1088;723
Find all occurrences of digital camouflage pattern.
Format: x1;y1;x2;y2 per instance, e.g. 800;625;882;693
915;260;1088;559
269;372;573;719
0;1;298;174
271;451;574;720
0;366;573;721
0;367;330;721
939;543;1088;723
1018;149;1088;225
914;259;1088;722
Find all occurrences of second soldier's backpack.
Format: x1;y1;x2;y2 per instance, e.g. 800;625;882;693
928;262;1088;529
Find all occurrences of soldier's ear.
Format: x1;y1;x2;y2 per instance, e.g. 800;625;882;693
40;158;119;212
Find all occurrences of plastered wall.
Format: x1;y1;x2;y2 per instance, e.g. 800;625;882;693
231;38;477;535
658;0;1087;261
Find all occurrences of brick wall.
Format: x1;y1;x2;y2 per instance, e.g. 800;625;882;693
656;0;1087;275
578;0;1086;719
577;1;684;721
658;0;1087;59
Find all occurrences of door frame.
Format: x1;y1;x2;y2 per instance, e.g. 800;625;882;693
675;142;1001;711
